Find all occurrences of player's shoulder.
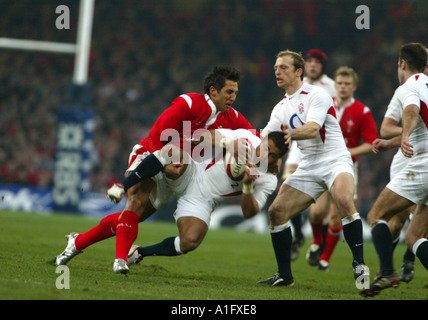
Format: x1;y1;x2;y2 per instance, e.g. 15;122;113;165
409;73;428;83
304;83;332;103
350;99;371;113
226;107;241;119
320;74;336;86
397;78;419;97
175;93;206;109
304;82;329;95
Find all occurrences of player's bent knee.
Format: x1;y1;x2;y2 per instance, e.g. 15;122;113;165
268;203;286;225
389;219;405;235
334;197;355;217
179;236;201;253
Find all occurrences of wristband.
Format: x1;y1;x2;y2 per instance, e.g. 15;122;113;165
289;129;293;140
242;183;254;195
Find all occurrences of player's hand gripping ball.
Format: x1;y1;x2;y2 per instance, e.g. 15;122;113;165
224;139;254;181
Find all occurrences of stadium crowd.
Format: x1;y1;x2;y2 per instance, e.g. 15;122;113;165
1;0;427;217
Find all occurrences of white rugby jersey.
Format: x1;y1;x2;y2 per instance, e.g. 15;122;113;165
264;83;350;168
286;76;336;167
398;73;428;155
202;129;277;210
385;88;403;123
384;87;407;174
303;74;337;97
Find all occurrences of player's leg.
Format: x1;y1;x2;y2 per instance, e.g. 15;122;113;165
75;212;121;251
405;204;428;270
284;163;306;261
132;186;211;262
388;209;410;249
135;216;208;259
359;188;414;296
258;184;313;286
329;172;366;266
306;191;330;266
114;179;155;273
55;211;121;266
318;202;343;271
388;209;415;282
77;200;160;252
367;187;413;275
176;217;209;253
55;180;155;268
390;206;416;282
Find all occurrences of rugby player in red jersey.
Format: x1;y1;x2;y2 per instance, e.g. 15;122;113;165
55;65;258;273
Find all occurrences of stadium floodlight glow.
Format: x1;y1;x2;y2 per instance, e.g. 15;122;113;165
0;0;95;85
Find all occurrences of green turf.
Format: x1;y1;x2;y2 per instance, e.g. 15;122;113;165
0;210;427;300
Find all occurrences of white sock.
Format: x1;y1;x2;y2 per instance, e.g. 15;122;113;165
270;222;290;233
174;236;183;254
341;212;361;226
412;238;428;255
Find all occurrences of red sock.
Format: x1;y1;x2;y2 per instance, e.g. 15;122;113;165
115;210;140;261
75;212;121;251
311;219;324;245
319;224;343;263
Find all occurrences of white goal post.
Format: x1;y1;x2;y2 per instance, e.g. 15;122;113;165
0;0;95;85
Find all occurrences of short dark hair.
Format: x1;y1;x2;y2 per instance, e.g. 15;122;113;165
399;42;428;72
267;131;289;158
203;65;241;95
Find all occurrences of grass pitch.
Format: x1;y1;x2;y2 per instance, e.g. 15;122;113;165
0;210;427;301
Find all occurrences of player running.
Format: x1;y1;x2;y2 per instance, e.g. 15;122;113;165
257;50;368;288
361;43;428;297
306;66;378;271
285;48;336;261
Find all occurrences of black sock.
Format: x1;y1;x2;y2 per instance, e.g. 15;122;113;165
415;240;428;270
270;227;293;281
137;237;181;257
342;218;365;265
123;154;164;191
291;215;303;240
371;222;394;275
392;236;399;252
403;247;415;262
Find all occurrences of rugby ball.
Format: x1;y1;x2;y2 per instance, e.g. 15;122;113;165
224;150;246;181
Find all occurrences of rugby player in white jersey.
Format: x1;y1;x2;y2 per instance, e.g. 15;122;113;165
257;50;368;288
284;49;337;261
361;43;428;297
373;51;428;284
127;129;288;262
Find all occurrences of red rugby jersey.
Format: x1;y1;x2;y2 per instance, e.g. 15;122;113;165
139;93;257;153
333;97;378;163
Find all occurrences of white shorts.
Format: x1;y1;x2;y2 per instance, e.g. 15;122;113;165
285;155;355;201
285;141;302;166
171;161;215;227
387;152;428;206
126;144;173;210
390;149;409;180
